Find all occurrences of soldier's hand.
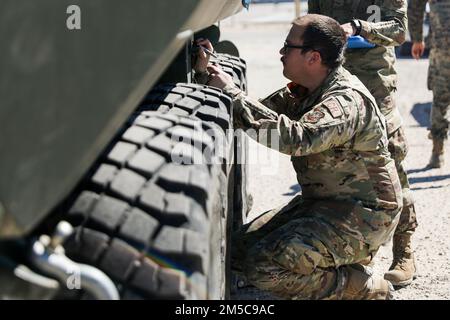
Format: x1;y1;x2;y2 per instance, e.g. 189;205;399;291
341;23;355;38
194;38;214;73
411;41;425;60
206;65;234;89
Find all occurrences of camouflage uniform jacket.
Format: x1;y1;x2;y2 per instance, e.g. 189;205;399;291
225;67;402;215
308;0;408;134
408;0;429;42
409;0;450;42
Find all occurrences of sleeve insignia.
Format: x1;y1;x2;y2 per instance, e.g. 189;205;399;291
322;99;343;118
304;110;325;123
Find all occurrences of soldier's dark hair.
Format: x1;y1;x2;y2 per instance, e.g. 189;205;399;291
292;14;346;69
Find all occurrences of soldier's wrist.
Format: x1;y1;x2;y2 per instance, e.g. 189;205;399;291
194;68;208;75
223;83;241;98
411;36;424;43
193;70;209;85
350;19;362;36
358;20;372;39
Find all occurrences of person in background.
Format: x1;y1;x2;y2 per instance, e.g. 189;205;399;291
409;0;450;168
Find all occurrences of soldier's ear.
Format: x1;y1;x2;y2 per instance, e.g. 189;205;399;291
309;51;321;64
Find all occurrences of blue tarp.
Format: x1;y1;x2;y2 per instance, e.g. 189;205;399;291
347;36;376;49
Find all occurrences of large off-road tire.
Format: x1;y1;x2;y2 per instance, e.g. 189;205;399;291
140;83;252;295
61;111;232;299
141;83;233;132
211;53;248;93
141;83;251;228
210;54;252;226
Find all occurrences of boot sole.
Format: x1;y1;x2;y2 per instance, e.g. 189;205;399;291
391;275;418;289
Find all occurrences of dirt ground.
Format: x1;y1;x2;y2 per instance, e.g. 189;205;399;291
220;3;450;300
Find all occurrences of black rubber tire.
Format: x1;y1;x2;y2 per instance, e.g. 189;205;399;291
209;54;252;225
61;111;231;299
141;83;233;134
211;53;248;93
141;83;251;226
140;83;252;295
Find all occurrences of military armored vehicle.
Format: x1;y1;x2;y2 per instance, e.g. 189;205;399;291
0;0;251;299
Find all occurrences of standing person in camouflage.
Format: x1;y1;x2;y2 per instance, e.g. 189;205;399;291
196;14;402;299
308;0;418;288
422;25;436;94
409;0;450;168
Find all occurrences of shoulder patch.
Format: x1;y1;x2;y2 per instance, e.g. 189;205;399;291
322;99;343;119
303;109;325;123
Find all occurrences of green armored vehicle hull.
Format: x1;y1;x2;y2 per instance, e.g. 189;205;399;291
0;0;250;299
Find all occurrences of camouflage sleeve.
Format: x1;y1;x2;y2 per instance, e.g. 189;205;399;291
223;85;360;156
222;84;279;130
407;0;428;42
258;87;292;114
307;0;320;14
359;0;408;46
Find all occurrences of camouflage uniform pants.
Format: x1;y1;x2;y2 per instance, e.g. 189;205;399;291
387;127;418;234
429;1;450;140
373;91;417;235
429;49;450;139
232;197;395;300
428;47;436;91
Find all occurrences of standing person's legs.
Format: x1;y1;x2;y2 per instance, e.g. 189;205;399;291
427;47;436;91
384;126;418;286
428;3;450;167
428;51;450;167
368;91;418;286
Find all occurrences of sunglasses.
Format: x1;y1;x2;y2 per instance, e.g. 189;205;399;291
282;41;312;54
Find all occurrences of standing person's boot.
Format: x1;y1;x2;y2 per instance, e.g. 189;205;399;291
384;233;416;287
341;264;393;300
428;137;445;168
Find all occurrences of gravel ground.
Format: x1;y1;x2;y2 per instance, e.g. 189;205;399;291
221;3;450;300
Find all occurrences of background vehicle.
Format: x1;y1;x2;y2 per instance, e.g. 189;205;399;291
0;0;251;299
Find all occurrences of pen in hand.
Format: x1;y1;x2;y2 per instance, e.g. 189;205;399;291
198;44;218;58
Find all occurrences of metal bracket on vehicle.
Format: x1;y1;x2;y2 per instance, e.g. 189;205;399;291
30;221;120;300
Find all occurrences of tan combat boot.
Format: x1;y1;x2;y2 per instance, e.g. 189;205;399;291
428;137;445;168
384;233;417;287
342;264;393;300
